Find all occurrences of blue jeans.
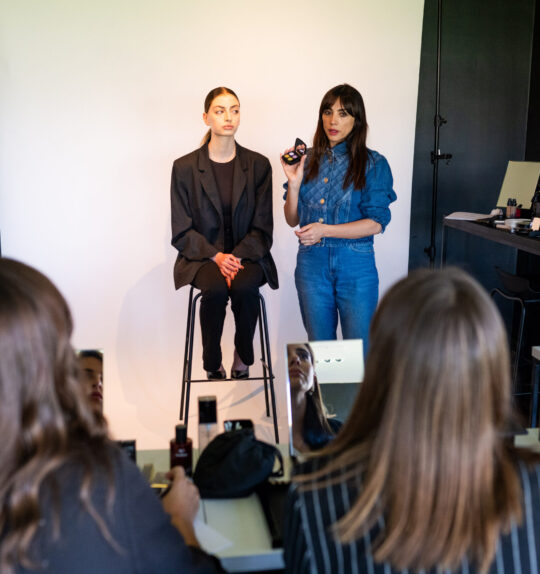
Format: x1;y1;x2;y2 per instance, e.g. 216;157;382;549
294;244;379;356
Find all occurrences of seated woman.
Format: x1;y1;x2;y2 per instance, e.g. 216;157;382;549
284;268;540;574
171;87;278;380
0;259;222;574
288;343;342;453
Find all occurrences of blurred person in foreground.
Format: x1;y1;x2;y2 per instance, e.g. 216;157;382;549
0;258;222;574
284;267;540;574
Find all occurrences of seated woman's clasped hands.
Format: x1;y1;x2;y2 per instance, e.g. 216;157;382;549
212;252;244;288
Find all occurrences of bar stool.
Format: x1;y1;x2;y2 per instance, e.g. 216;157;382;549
490;267;540;392
179;286;279;443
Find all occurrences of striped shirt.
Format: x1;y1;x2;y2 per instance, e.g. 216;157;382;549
283;457;540;574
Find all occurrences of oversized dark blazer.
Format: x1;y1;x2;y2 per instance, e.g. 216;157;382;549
171;142;278;290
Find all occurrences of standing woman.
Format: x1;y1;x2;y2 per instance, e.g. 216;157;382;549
282;84;396;353
171;87;278;379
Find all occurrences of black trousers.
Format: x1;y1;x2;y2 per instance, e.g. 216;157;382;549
192;261;265;371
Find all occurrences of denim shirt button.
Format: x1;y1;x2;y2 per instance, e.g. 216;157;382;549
320;198;325;204
318;218;324;223
323;177;328;183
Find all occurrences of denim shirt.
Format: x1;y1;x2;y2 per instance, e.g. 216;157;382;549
283;141;397;249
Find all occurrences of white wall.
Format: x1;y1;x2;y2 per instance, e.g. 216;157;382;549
0;0;424;448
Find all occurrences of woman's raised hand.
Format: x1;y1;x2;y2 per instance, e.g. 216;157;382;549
280;148;307;190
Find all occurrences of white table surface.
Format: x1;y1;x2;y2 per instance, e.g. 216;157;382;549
137;429;540;573
515;427;540;450
138;446;287;573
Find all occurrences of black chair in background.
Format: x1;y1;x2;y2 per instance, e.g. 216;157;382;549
530;347;540;428
179;286;279;443
491;267;540;424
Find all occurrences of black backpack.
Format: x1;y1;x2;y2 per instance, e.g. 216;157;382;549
193;429;283;498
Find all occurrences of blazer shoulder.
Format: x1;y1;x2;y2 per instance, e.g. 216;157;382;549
172;147;202;172
236;143;271;167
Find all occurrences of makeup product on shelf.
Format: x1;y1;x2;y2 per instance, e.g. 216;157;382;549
170;424;193;475
198;395;218;452
506;198;517;218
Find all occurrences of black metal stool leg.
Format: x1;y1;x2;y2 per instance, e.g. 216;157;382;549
258;296;270;417
184;293;201;432
180;287;195;420
259;294;279;443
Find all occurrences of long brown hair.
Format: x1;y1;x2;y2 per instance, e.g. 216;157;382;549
0;259;116;573
201;86;240;146
304;84;369;190
300;343;334;437
296;268;531;573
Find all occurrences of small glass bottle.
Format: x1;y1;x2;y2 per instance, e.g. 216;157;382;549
198;395;218;452
170;424;192;476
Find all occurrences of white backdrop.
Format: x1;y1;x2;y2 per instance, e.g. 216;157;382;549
0;0;424;448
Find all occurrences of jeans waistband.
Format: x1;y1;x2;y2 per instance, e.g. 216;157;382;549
309;237;374;250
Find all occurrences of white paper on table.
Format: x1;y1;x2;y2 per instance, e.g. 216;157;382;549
445;212;494;221
194;517;233;554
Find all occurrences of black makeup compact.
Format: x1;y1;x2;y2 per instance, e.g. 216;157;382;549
282;138;307;165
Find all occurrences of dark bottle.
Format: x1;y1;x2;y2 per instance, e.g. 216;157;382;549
531;186;540;219
170;424;192;476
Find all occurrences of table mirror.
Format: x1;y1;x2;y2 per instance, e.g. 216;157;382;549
285;340;364;457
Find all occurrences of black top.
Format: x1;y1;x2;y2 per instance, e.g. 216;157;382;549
303;392;343;450
9;445;222;574
284;456;540;574
210;158;235;252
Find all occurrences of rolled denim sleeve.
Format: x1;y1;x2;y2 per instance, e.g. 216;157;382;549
361;153;396;233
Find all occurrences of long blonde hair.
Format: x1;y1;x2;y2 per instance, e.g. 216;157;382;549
296;267;531;573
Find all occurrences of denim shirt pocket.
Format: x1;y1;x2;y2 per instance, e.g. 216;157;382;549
298;188;326;226
333;187;355;225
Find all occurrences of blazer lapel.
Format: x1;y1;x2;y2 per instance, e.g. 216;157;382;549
197;145;223;222
231;145;247;215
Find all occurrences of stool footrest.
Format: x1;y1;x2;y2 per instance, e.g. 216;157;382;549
185;376;275;383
